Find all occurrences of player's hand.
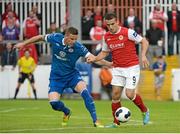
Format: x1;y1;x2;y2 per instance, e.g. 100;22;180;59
13;42;25;50
86;54;96;63
142;55;149;69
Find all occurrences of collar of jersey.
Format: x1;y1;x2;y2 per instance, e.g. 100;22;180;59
62;38;65;46
62;38;74;48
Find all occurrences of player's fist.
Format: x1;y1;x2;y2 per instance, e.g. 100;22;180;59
142;55;149;69
86;54;96;63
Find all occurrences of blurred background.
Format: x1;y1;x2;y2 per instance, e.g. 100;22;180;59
0;0;180;101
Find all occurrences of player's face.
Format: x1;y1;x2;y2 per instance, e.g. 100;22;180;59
64;34;78;46
105;18;119;33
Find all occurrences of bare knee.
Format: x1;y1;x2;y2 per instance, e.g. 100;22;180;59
125;89;135;100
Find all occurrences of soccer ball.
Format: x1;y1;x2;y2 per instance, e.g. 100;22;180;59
115;107;131;123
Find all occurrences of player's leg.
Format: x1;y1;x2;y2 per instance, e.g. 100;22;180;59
48;91;71;126
105;72;125;128
75;81;103;127
111;85;123;126
125;65;149;125
14;73;25;99
29;73;37;99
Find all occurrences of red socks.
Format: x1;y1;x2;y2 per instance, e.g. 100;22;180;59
111;101;121;125
132;94;147;113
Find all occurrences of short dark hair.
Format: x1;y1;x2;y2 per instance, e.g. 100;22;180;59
104;13;117;20
65;27;78;35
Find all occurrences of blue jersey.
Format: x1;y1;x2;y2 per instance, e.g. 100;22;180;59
153;61;167;71
45;33;89;79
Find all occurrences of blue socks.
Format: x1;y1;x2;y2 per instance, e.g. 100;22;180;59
50;100;70;115
81;89;97;123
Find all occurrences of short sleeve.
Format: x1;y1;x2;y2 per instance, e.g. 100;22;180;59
128;29;143;43
102;37;110;51
44;33;63;44
79;44;89;57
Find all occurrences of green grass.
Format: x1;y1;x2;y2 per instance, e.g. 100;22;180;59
0;99;180;133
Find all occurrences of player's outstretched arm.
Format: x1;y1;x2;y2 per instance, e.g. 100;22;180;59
87;51;109;63
14;35;44;49
141;37;149;69
95;60;112;67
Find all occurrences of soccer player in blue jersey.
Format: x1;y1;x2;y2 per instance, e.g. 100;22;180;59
14;27;111;127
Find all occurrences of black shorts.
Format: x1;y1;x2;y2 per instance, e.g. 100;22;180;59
18;72;35;84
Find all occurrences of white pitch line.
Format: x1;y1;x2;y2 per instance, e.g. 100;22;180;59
0;107;39;113
0;113;153;124
0;126;93;132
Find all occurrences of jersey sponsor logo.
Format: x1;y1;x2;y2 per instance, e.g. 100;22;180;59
54;51;68;61
109;43;124;49
133;32;137;37
107;38;111;41
119;35;123;40
59;51;66;57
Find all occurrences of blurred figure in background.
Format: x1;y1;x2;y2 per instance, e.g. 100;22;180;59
23;10;41;58
47;22;61;34
1;2;19;21
124;8;142;55
99;66;112;100
146;20;164;70
124;8;142;34
32;5;42;20
149;4;168;32
1;42;17;71
14;49;37;99
81;9;94;40
167;2;180;56
152;56;167;100
2;11;20;29
90;20;106;54
93;6;103;26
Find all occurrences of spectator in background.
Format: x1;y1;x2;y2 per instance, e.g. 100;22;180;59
23;10;40;39
1;42;17;71
146;20;164;69
2;11;20;29
81;9;94;40
1;2;18;21
124;8;142;34
23;10;40;57
99;66;112;100
60;23;68;35
107;4;115;14
32;5;42;20
90;20;106;54
124;8;142;55
2;16;20;40
152;56;167;100
47;22;61;34
90;20;106;42
14;49;37;99
93;6;103;26
149;4;168;32
167;2;180;56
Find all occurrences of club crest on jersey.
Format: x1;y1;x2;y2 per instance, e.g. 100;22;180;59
119;35;123;40
59;51;66;57
68;48;74;53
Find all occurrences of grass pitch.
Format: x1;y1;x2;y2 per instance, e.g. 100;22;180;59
0;99;180;133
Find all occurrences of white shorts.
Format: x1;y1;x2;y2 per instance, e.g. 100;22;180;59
111;65;140;89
